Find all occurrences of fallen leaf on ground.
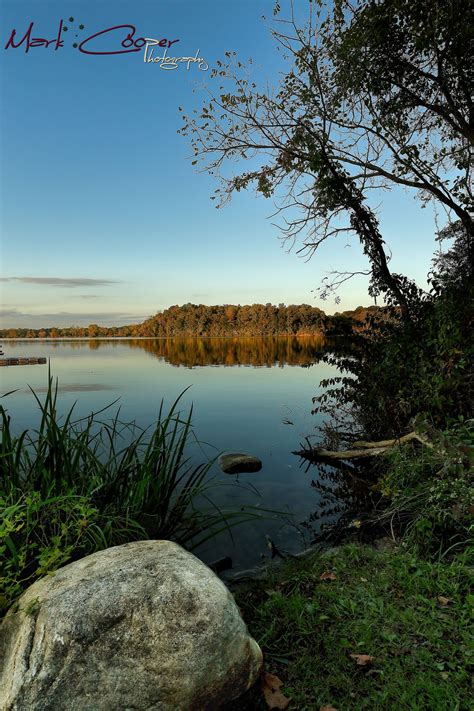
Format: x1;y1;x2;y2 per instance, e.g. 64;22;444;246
349;654;375;666
320;571;337;581
437;596;453;606
261;672;290;710
320;705;338;710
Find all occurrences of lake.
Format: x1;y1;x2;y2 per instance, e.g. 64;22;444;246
0;337;351;570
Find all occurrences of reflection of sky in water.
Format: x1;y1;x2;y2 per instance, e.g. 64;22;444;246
1;339;342;569
20;383;114;393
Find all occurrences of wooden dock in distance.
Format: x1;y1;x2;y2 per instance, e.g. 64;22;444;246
0;357;47;367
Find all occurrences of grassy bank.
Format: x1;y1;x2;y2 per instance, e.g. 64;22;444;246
227;417;473;710
227;543;473;711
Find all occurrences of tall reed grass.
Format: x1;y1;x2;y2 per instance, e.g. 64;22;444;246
0;378;256;612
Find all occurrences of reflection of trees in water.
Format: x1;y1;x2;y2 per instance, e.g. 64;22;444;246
296;457;382;544
120;335;328;368
7;334;341;364
29;340;121;351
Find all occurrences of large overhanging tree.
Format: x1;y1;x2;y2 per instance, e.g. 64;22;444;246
180;0;473;320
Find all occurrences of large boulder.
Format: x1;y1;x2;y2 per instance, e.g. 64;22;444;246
0;541;263;710
218;453;262;474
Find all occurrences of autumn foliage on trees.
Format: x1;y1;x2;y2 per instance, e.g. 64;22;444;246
0;303;386;340
141;303;328;337
0;303;319;339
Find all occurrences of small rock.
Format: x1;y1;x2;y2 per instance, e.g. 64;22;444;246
0;540;263;710
218;452;262;474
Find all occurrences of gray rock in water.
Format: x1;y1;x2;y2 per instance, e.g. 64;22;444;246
218;453;262;474
0;540;263;711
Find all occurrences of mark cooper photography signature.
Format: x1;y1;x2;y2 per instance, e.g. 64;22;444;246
4;19;209;71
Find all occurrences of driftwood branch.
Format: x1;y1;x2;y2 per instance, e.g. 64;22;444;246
295;446;392;460
294;431;434;461
351;432;419;449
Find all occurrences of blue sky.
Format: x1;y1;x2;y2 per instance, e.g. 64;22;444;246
0;0;440;328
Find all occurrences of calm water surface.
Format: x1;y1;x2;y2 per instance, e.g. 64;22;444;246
1;337;347;570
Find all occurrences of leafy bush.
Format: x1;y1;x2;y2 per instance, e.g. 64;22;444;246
375;419;473;558
0;493;109;610
316;230;473;440
313;236;473;556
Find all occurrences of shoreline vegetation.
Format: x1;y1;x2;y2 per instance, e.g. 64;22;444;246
0;303;381;339
0;380;260;614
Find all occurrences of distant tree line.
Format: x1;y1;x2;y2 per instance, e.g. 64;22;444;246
0;303;382;339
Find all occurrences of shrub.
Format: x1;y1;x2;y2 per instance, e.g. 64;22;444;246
375;419;473;557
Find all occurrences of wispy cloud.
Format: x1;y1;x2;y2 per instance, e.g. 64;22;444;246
0;309;18;317
0;309;146;328
0;277;120;287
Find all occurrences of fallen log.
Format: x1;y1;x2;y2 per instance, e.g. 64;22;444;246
352;432;419;449
294;430;435;461
293;445;392;460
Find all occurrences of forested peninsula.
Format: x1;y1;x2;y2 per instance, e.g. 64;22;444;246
0;303;380;339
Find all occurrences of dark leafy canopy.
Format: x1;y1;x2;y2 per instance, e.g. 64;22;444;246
180;0;473;318
315;224;474;437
